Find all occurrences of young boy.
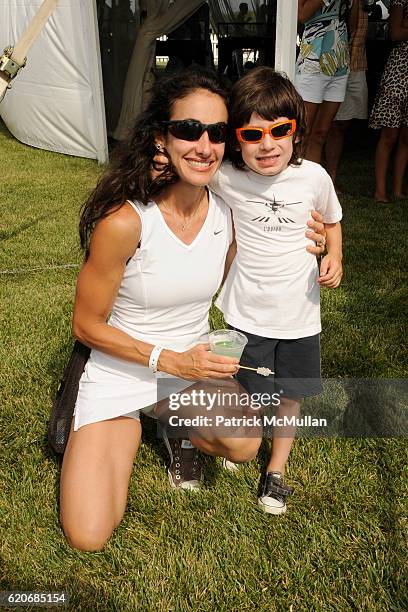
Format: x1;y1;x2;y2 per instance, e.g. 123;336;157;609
211;67;343;514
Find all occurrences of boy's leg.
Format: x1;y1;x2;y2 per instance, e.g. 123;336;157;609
266;396;300;475
259;335;322;514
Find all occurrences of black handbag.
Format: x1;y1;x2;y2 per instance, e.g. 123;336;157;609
48;340;91;454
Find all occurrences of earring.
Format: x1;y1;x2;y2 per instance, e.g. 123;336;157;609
155;143;164;151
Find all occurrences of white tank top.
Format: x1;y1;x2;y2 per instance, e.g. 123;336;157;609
74;191;232;429
108;190;232;351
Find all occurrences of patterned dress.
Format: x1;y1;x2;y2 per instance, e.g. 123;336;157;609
296;0;352;77
369;0;408;129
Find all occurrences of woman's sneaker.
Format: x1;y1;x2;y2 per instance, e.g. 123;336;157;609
258;471;294;515
164;435;203;491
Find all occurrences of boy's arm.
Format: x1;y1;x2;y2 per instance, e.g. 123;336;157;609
318;222;343;288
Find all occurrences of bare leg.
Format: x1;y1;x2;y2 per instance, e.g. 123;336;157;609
306;101;342;164
303;101;320;154
325;120;351;189
374;127;399;202
266;397;300;475
157;380;262;463
393;127;408;199
60;416;142;551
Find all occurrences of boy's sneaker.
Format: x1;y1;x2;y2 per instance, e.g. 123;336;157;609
258;471;294;515
163;431;203;491
222;458;239;472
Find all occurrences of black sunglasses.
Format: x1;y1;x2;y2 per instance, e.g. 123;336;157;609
162;120;228;143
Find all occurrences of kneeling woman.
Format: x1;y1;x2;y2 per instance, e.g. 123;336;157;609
60;69;262;552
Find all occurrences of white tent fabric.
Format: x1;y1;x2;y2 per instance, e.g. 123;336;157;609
0;0;108;163
113;0;205;141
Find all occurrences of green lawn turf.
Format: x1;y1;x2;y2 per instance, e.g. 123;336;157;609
0;120;407;611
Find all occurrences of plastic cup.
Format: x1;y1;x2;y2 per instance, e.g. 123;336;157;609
209;329;248;360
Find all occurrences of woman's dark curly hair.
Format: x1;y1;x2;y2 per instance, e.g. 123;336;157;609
79;67;229;257
227;67;307;170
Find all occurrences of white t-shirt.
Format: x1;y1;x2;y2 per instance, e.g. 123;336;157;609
211;160;343;339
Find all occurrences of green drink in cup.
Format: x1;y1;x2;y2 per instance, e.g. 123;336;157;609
209;329;248;361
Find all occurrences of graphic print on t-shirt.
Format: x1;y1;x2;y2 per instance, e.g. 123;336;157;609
248;195;302;228
211;160;343;339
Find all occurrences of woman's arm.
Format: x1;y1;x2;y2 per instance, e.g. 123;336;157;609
298;0;324;24
73;203;150;363
73;203;238;380
306;210;327;254
390;4;408;42
348;0;360;37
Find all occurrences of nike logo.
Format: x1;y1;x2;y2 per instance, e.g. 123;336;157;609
214;229;224;235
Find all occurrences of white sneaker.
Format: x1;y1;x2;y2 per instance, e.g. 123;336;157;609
222;458;239;472
258;471;294;515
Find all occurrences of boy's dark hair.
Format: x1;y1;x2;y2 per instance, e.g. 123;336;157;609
227;67;307;170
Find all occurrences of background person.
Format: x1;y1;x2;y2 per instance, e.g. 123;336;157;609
295;0;353;164
369;0;408;201
326;0;369;191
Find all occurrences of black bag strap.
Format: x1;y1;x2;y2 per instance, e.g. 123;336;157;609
47;341;91;455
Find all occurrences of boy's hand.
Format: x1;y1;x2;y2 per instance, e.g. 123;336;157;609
306;210;326;255
318;254;343;288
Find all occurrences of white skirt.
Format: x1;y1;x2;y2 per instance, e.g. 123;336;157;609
73;349;190;431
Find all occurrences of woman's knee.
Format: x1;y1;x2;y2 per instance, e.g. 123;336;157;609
61;517;114;552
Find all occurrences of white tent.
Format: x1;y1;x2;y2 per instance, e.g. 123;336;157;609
0;0;298;164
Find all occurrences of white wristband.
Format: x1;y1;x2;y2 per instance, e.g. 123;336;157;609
149;345;163;373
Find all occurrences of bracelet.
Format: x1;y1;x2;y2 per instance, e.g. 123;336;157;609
149;345;163;373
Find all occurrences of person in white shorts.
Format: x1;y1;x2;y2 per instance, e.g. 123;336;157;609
326;0;369;191
295;0;354;163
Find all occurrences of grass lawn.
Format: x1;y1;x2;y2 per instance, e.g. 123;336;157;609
0;119;407;611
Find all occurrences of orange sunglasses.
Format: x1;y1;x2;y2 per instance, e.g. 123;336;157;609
236;119;297;143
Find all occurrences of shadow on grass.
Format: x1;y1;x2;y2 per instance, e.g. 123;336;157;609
0;118;16;141
0;213;54;241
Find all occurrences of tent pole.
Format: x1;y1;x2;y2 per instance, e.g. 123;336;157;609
0;0;58;102
275;0;298;81
86;0;109;165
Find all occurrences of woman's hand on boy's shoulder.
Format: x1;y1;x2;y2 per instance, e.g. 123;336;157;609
306;210;326;255
318;254;343;289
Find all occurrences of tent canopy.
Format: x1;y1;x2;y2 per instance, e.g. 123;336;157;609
0;0;298;163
